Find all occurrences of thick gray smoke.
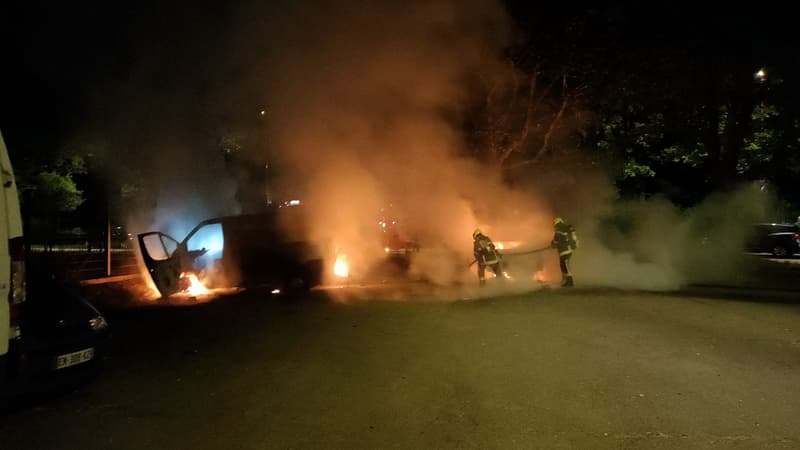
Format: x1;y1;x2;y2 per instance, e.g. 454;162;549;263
570;183;774;290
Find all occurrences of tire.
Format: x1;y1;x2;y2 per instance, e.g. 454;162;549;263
772;245;789;258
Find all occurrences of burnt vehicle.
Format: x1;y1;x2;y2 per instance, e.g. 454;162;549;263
745;223;800;257
138;208;324;297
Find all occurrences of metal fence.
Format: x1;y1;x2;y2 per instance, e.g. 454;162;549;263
26;232;140;281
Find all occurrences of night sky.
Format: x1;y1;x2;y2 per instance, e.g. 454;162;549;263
2;2;797;154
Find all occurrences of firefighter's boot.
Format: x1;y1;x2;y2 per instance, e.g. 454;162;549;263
562;276;574;287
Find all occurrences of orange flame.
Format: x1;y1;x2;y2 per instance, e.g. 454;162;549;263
533;270;547;283
334;253;349;278
180;272;210;296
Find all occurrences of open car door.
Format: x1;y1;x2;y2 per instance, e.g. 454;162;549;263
138;232;183;297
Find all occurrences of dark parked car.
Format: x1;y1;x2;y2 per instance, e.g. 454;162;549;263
745;223;800;257
138;207;325;297
1;275;111;400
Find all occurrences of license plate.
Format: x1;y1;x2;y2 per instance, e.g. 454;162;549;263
54;348;95;370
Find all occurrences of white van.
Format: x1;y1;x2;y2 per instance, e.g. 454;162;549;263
0;130;26;384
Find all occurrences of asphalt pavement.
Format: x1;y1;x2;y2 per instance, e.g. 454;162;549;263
2;284;800;449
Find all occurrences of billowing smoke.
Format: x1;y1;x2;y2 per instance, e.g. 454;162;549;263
229;0;774;294
572;183;773;290
235;0;554;287
86;0;776;297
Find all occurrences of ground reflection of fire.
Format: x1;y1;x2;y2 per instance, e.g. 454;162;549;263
334;253;349;278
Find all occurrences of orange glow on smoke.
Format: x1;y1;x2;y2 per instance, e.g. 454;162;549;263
180;272;210;296
334;253;350;278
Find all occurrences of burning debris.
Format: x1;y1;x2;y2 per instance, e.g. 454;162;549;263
179;272;210;296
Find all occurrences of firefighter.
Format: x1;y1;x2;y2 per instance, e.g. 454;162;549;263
551;217;578;287
473;228;503;286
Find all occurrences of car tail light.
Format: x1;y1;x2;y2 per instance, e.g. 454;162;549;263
794;233;800;243
8;236;25;339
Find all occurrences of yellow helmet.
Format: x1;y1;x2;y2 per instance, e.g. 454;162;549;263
472;228;482;238
553;217;564;225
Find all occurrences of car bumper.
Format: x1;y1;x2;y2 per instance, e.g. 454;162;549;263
5;329;111;396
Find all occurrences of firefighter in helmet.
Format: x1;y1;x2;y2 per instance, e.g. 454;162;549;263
551;217;578;287
473;228;503;286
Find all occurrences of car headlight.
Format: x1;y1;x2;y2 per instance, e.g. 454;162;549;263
89;315;108;331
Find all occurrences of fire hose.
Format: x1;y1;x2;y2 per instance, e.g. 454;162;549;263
468;246;552;268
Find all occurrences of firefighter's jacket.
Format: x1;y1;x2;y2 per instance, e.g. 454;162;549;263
551;222;578;256
474;235;501;265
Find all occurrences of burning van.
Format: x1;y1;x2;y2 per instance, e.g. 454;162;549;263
138;209;324;297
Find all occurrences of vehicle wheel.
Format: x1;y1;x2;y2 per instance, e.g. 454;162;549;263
772;245;789;257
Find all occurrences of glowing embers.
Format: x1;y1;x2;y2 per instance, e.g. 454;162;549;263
334;253;350;278
179;272;210;296
533;270;547;283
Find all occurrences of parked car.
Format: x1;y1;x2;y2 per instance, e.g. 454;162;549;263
4;274;111;397
2;130;109;403
138;208;325;297
745;223;800;257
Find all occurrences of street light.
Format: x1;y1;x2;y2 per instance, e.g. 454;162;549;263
754;68;767;83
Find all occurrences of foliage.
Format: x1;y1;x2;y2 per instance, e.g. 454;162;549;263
18;150;87;215
29;170;84;213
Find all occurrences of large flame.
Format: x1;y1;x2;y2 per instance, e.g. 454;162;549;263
180;272;210;296
334;253;350;278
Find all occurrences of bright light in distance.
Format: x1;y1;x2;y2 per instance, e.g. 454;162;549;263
334;253;349;278
260;110;266;115
384;247;390;253
271;289;281;294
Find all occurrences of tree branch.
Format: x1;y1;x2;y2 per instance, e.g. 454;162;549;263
510;74;570;168
498;69;540;164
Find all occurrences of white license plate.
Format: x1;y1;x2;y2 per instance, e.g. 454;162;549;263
54;348;95;370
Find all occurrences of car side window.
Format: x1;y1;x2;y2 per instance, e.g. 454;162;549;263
186;223;224;257
142;234;179;260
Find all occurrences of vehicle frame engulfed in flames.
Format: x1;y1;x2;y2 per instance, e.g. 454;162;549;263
138;210;324;297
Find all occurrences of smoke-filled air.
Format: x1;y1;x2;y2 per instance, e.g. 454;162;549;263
101;0;775;297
